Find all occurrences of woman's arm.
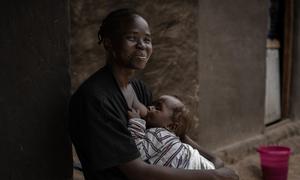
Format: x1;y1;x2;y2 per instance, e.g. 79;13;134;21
119;158;238;180
181;135;224;169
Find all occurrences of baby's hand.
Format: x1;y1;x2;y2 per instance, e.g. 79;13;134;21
128;108;141;119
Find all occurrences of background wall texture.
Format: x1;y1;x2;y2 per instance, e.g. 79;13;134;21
70;0;269;150
71;0;201;138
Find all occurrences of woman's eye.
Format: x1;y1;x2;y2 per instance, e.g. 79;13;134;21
144;38;152;44
126;35;136;41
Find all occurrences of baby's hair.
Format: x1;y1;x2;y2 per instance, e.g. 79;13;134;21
169;95;192;138
98;8;139;44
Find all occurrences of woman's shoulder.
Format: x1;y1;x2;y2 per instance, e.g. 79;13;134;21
74;66;119;99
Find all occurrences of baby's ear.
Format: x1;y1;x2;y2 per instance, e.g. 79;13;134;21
167;122;179;133
172;121;186;138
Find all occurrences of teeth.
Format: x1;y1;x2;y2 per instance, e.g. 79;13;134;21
136;56;147;61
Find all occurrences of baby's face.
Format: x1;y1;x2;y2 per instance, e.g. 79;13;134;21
146;95;183;128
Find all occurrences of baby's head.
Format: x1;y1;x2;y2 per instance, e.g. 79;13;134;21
146;95;192;137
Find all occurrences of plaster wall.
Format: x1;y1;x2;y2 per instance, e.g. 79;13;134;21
71;0;269;150
197;1;268;149
71;0;200;135
0;1;72;179
291;1;300;120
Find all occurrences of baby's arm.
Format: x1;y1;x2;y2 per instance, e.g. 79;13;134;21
127;111;148;161
128;109;145;140
128;109;160;161
181;135;224;169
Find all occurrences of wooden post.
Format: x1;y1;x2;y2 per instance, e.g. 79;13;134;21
282;0;294;118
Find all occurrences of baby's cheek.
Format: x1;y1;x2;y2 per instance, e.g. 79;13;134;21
146;115;157;125
141;110;148;118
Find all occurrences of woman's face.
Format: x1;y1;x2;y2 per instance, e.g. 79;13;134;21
111;15;152;70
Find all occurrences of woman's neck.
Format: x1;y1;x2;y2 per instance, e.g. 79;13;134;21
111;64;135;88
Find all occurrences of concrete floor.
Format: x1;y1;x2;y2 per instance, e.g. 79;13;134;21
73;141;300;180
73;121;300;180
230;135;300;180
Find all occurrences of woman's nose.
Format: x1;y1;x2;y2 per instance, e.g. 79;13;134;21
136;40;146;49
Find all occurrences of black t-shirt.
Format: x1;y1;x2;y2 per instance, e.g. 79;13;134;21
69;65;152;180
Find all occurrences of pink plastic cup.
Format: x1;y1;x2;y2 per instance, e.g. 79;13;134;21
257;146;291;180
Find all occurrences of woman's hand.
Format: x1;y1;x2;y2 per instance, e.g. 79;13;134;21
182;135;225;169
216;167;239;180
128;108;141;119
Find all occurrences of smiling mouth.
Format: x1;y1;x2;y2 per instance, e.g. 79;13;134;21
135;56;148;61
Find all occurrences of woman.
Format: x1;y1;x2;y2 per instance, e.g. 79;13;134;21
69;8;238;180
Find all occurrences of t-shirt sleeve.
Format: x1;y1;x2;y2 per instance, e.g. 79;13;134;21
74;93;140;172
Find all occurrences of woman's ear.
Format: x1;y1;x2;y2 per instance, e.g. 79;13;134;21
103;38;113;50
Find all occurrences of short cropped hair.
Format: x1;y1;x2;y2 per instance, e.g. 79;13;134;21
97;8;140;44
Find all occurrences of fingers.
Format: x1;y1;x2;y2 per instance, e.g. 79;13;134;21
217;167;239;180
128;108;141;119
129;108;140;113
136;109;140;114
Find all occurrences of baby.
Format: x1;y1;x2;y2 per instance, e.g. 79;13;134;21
128;95;218;170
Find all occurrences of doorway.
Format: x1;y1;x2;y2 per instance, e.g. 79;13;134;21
264;0;294;125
